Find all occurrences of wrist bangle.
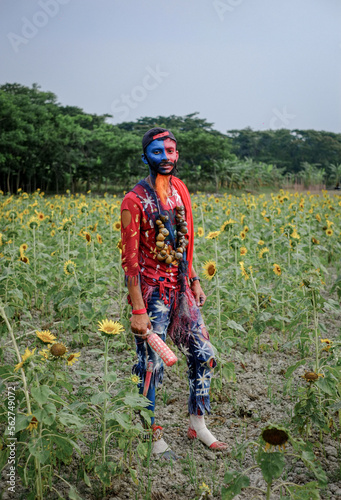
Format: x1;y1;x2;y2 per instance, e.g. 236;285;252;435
132;308;147;315
189;276;200;285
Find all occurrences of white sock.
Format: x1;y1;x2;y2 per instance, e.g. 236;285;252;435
189;414;217;447
152;438;170;454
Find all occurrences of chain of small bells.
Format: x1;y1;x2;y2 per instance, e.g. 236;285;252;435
155;205;188;265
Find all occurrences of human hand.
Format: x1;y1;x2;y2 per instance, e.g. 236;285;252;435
130;313;151;340
191;281;206;307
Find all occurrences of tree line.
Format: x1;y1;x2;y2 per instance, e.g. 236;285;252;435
0;83;340;193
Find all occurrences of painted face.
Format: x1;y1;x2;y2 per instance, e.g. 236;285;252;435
143;138;179;175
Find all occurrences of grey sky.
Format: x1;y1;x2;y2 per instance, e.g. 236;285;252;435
1;0;340;133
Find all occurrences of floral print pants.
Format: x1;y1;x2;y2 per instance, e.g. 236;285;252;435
133;286;216;423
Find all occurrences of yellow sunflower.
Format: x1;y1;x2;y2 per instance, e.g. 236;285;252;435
36;330;56;344
14;347;36;371
259;247;269;259
320;339;332;351
117;239;122;254
197;227;205;237
34;211;45;221
64;260;76;275
311;237;319;245
113;221;121;231
20;243;28;254
240;231;246;240
27;415;39;432
202;261;217;280
96;234;103;244
131;374;140;385
262;427;288;452
98;319;124;336
84;232;91;243
205;231;220;240
273;264;281;276
302;372;323;383
326;229;333;236
49;342;67;358
239;261;249;280
28;216;40;230
67;352;81;366
19;255;30;264
240;246;247;256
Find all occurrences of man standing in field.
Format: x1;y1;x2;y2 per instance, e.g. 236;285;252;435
120;127;227;457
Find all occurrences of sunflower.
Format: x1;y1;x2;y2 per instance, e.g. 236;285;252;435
230;235;241;249
239;261;249;280
199;482;211;495
315;214;321;222
67;352;81;366
262;427;288;451
36;330;56;344
320;339;332;351
20;243;28;254
202;261;217;280
49;342;67;358
39;349;49;360
259;247;269;259
326;229;333;236
79;202;88;213
302;371;323;383
14;347;36;371
84;232;91;243
240;246;247;256
27;415;39;432
96;234;103;244
113;221;121;231
311;237;319;245
34;211;45;221
28;216;40;229
59;217;73;231
98;319;124;336
273;264;281;276
64;259;76;275
291;229;300;240
244;225;249;233
19;255;30;264
117;239;122;254
240;231;246;240
131;374;140;385
220;219;236;232
197;227;205;237
205;231;220;240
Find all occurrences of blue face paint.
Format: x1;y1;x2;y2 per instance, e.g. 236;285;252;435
142;138;178;180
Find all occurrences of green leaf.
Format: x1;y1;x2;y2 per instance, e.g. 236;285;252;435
31;385;51;405
14;414;31;432
114;412;132;431
136;441;148;459
35;402;56;426
286;481;320;500
103;372;117;382
68;485;83;500
90;392;110;405
94;462;116;487
315;375;336;396
221;469;250;500
285;359;306;379
58;412;85;429
258;451;285;484
222;362;236;382
226;320;247;333
74;370;95;379
83;470;91;487
124;393;150;408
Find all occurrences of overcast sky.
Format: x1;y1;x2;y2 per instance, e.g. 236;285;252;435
1;0;341;134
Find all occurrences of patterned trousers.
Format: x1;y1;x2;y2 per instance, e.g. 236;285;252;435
133;285;216;423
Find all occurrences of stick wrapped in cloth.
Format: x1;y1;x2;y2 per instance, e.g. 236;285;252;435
146;329;178;367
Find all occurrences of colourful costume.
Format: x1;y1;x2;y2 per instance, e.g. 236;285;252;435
121;178;216;417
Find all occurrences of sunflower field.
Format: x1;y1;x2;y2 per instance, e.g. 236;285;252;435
0;188;341;499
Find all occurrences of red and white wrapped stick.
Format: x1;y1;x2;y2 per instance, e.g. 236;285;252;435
146;329;178;367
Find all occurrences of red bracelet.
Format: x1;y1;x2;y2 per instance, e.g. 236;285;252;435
132;308;147;315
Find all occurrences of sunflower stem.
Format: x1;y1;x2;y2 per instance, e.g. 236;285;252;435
266;482;271;500
214;239;221;337
102;336;109;496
